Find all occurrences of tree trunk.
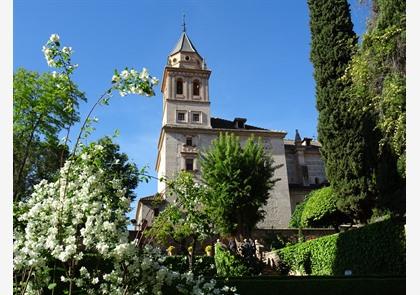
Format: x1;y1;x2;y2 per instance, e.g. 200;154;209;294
14;117;42;201
188;237;197;271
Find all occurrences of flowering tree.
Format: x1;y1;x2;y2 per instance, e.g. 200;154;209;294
14;143;237;294
14;34;238;295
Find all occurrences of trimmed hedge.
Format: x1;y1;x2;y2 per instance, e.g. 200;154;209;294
278;219;405;275
290;187;349;229
162;276;406;295
300;187;349;228
224;276;405;295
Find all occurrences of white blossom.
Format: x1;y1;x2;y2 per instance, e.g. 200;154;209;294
49;34;60;43
151;77;159;85
62;46;72;54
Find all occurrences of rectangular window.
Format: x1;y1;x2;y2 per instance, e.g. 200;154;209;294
186;137;193;146
301;165;309;179
153;208;159;217
192;112;201;123
177;111;186;122
185;158;194;171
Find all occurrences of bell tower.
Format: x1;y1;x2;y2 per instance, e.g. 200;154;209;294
160;30;212;128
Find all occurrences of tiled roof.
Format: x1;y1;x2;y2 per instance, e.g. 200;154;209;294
170;32;199;55
284;139;322;147
138;193;166;204
140;194;158;201
210;117;267;130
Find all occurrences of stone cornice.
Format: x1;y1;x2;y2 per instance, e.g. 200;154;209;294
165;99;210;105
156;125;287;171
163;124;287;137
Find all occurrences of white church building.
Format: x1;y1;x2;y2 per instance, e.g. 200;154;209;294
135;30;327;230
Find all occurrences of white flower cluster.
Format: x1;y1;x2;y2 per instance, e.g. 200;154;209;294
112;67;159;97
42;33;78;73
14;143;238;294
14;144;129;290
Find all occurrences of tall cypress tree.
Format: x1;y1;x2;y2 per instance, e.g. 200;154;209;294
307;0;376;222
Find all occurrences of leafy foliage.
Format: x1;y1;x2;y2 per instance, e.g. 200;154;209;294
278;218;405;275
162;255;217;277
344;0;406;215
13;68;86;201
214;243;250;277
200;133;277;237
289;198;309;228
300;187;350;229
289;187;349;229
146;172;213;249
145;172;214;271
79;136;141;201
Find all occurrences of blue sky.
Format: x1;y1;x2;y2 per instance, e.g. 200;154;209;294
14;0;370;224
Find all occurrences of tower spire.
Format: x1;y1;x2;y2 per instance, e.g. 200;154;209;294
182;14;187;32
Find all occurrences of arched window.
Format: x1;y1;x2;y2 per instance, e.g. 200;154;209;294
176;79;183;95
193;80;200;96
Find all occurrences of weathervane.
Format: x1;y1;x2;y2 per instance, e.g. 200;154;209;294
182;13;187;32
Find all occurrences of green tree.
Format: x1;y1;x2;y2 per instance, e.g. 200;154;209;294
13;68;85;201
200;133;277;238
146;171;213;270
307;0;377;222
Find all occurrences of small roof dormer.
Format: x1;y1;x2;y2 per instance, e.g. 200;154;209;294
168;31;205;70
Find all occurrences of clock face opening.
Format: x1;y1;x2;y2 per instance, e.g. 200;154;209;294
185;56;190;61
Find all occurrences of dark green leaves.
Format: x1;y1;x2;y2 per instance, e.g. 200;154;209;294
200;133;276;237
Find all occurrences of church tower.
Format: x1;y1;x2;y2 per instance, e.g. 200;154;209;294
156;29;212;197
160;31;212;128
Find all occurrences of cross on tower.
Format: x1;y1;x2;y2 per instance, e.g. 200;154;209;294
182;14;186;32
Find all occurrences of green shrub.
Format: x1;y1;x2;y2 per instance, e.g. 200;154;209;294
278;219;405;275
289;187;348;229
162;255;189;273
300;187;349;228
162;255;216;276
214;243;250;277
289;199;307;228
193;256;217;276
